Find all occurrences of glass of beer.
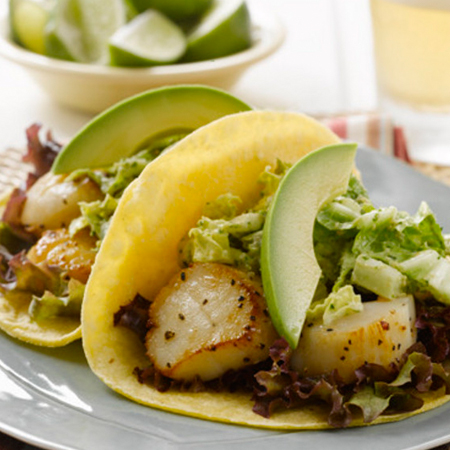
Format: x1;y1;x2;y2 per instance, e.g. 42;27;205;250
370;0;450;164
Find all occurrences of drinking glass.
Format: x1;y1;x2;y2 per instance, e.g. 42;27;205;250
370;0;450;164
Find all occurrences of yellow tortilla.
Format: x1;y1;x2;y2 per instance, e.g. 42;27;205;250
0;189;81;346
0;295;81;347
82;111;450;428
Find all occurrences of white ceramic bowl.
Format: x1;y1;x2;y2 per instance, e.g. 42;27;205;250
0;6;284;114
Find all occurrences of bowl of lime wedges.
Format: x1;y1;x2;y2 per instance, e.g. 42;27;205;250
0;0;284;114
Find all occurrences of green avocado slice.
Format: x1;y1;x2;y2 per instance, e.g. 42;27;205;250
52;85;251;174
260;143;358;349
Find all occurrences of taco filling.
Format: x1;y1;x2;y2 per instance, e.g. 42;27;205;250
113;162;450;427
0;124;183;346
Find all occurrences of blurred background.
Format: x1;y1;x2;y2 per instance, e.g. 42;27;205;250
0;0;377;147
234;0;376;114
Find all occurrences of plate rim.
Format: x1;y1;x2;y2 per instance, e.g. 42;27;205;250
1;148;450;450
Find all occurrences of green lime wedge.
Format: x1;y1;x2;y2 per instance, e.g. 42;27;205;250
44;0;127;63
123;0;139;20
109;9;186;67
131;0;212;21
182;0;252;62
9;0;55;54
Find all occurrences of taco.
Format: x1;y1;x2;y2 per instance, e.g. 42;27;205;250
0;124;99;346
82;109;450;428
0;85;250;347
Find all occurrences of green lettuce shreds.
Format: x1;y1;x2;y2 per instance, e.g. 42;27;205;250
255;159;292;211
0;252;84;322
313;176;374;292
307;285;363;326
351;256;408;299
353;202;446;263
398;249;450;303
70;195;119;241
181;211;265;272
181;165;450;323
69;134;184;239
180;162;291;273
28;278;85;321
313;177;450;308
351;203;449;301
202;193;241;220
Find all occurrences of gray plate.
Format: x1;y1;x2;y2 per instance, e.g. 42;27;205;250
1;147;450;450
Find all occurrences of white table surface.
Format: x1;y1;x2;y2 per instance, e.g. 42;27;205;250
0;0;377;153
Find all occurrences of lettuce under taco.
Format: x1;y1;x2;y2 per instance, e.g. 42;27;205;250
82;110;450;429
0;85;251;347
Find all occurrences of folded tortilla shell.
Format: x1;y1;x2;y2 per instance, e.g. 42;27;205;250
82;110;450;428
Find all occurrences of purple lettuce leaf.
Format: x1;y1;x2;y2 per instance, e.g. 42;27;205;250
416;300;450;363
1;123;62;244
252;338;450;428
113;293;152;342
23;123;61;181
0;188;36;242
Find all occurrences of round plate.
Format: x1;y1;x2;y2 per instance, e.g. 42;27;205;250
1;148;450;450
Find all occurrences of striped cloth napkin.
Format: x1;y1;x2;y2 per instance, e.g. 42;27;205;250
321;113;450;187
321;113;411;163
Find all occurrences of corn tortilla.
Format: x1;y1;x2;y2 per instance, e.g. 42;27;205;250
82;111;450;428
0;191;81;346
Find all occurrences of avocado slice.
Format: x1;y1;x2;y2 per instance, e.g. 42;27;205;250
52;85;251;174
260;143;358;349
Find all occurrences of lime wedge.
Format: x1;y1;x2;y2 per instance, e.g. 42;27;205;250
132;0;212;21
108;9;186;67
182;0;252;62
9;0;55;54
44;0;127;63
123;0;139;20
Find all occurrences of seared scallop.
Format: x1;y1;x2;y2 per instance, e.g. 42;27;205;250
145;263;278;382
27;228;97;284
21;172;103;234
291;296;417;383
